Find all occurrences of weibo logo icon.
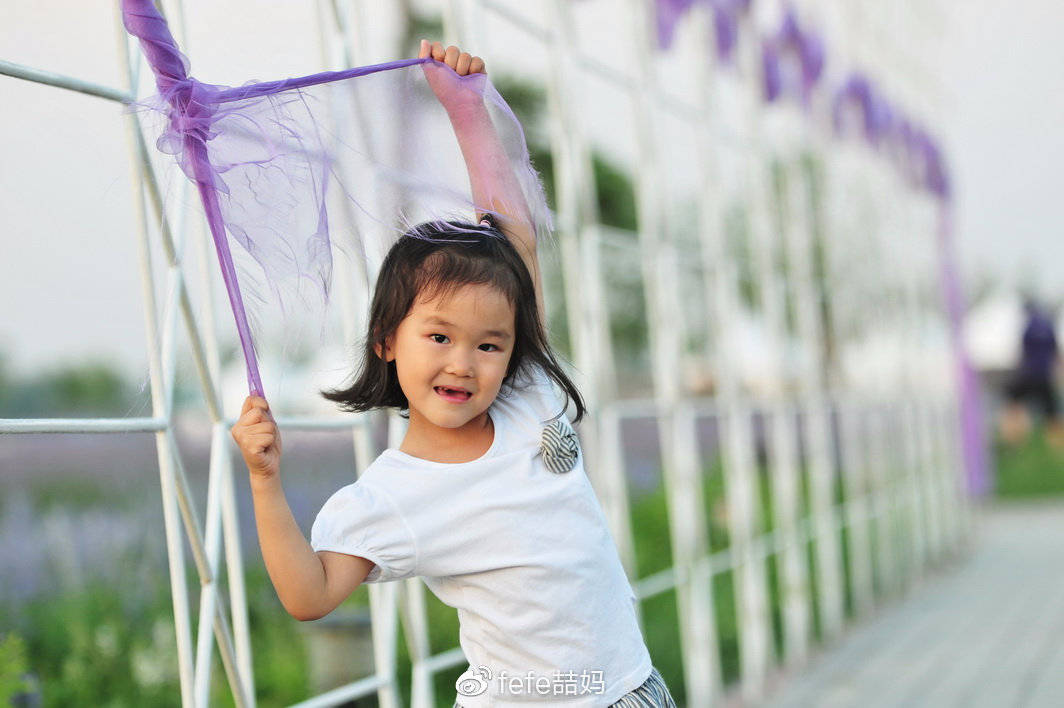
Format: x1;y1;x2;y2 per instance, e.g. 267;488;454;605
456;665;492;696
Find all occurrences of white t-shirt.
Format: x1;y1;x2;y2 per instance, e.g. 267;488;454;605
311;365;653;706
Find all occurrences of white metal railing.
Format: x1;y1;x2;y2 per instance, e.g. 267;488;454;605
0;0;971;706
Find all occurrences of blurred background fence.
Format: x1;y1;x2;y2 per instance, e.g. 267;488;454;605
0;0;1015;706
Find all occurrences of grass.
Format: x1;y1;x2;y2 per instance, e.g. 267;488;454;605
993;427;1064;498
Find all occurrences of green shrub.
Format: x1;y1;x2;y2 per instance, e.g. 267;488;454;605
994;427;1064;497
0;632;32;704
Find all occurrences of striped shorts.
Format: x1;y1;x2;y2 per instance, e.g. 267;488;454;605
453;666;676;707
610;667;677;707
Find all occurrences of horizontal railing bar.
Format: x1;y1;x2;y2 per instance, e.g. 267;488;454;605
0;58;132;103
0;417;167;434
247;416;371;431
0;397;935;435
419;646;468;673
601;393;943;423
286;673;389;708
0;414;374;434
631;489;897;600
633;566;679;600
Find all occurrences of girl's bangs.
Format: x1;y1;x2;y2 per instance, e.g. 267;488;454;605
410;242;522;308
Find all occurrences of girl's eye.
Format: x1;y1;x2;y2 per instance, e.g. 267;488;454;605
479;343;500;352
429;334;449;344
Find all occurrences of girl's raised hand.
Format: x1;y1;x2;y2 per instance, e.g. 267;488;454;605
418;39;485;111
231;396;282;480
419;39;485;76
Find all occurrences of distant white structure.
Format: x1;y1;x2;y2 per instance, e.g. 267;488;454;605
964;290;1024;373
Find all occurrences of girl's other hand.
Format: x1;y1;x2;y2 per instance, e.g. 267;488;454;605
231;396;282;480
418;39;485;111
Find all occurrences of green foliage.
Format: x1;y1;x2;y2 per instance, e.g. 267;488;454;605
630;481;673;576
591;156;639;232
627;458;783;689
240;568;311;706
642;591;684;703
800;152;835;371
725;204;758;310
0;632;32;704
1;563;315;707
768;158;797;335
0;351;134;417
27;477;118;513
6;579;179;706
529;146;639;233
994;427;1064;497
492;77;548;144
805;536;823;643
403;13;444;54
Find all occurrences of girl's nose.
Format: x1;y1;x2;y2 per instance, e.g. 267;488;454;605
445;352;475;377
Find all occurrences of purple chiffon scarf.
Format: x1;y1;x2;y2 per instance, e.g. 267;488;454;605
122;0;551;397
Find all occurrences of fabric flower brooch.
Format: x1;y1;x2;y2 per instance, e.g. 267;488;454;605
539;417;581;474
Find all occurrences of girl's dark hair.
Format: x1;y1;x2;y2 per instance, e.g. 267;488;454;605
321;217;586;423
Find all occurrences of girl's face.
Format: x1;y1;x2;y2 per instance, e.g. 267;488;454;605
380;283;516;435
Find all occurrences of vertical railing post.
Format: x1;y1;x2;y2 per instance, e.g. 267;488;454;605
542;0;638;592
625;2;719;705
316;4;406;707
778;105;861;631
735;6;801;697
115;10;196;704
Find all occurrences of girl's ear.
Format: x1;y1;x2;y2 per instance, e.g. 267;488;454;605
374;336;396;362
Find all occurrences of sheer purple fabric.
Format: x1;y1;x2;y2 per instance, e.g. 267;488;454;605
122;0;550;397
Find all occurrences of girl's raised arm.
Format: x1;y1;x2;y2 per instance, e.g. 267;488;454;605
419;40;545;325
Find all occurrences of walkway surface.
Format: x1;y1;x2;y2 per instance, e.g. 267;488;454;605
760;500;1064;708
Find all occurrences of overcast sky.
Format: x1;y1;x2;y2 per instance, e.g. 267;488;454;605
1;0;1060;379
939;0;1063;301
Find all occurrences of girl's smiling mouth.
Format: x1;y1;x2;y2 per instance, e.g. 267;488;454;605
434;386;472;402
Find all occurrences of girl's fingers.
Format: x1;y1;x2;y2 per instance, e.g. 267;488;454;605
245;434;273;452
241;395;269;415
246;421;277;437
233;402;276;443
444;45;460;68
422;40;485;74
238;429;277;453
456;52;472;75
234;422;277;445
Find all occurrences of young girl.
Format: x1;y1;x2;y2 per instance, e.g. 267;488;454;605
231;41;676;707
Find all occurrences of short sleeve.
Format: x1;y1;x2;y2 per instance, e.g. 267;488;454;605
310;481;418;584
